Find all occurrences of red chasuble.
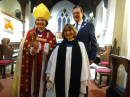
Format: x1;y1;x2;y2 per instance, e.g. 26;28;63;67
20;28;56;97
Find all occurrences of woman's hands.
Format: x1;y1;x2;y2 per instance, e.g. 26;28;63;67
32;42;39;54
46;76;50;82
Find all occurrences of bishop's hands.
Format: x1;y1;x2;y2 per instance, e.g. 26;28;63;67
32;42;39;54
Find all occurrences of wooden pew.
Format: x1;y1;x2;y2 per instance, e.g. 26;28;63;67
96;44;106;59
8;41;20;62
9;42;20;53
106;55;130;97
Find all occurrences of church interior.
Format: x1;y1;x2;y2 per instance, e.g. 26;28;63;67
0;0;130;97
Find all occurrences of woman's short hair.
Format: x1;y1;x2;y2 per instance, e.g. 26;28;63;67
35;17;48;27
62;24;77;39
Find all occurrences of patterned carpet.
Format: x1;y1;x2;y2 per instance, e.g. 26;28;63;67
0;74;108;97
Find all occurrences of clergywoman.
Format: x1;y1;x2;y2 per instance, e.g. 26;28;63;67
45;24;91;97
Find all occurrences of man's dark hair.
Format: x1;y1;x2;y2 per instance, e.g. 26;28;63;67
73;5;83;12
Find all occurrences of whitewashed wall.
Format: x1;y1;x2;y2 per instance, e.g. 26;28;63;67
127;0;130;60
0;0;21;17
93;0;116;47
0;11;23;44
104;0;116;45
93;1;106;47
125;0;130;89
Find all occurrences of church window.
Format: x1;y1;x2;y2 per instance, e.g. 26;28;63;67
57;8;71;32
67;18;70;24
58;18;61;32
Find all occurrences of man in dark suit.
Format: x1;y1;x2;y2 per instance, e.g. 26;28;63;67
72;5;97;97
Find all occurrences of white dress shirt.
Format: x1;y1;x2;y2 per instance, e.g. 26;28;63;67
74;19;83;33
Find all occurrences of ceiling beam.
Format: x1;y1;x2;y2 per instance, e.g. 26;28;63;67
79;1;81;6
103;0;108;8
49;0;52;5
31;2;37;13
30;0;102;18
83;0;90;8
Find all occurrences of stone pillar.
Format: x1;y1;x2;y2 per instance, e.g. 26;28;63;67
113;0;130;56
112;0;130;89
25;3;30;34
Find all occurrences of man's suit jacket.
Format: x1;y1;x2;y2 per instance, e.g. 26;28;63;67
75;21;97;61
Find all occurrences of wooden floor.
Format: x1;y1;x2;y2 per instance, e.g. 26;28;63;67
0;73;108;97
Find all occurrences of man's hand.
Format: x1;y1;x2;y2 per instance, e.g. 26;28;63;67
89;60;94;65
33;42;39;49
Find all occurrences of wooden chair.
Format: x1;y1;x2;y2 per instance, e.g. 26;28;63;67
0;45;3;73
1;38;20;74
94;38;119;88
106;55;130;97
100;44;111;67
0;45;14;78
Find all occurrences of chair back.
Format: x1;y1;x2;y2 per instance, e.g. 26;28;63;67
100;44;111;62
0;45;3;60
108;38;120;68
2;38;13;59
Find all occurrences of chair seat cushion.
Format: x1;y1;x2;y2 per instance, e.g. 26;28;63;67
0;60;14;64
101;61;109;65
94;67;111;73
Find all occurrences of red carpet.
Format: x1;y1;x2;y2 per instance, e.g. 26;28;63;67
88;80;108;97
0;74;108;97
0;82;4;91
0;73;13;97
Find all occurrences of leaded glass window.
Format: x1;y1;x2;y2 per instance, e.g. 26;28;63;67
67;18;70;24
58;18;61;32
57;8;71;32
